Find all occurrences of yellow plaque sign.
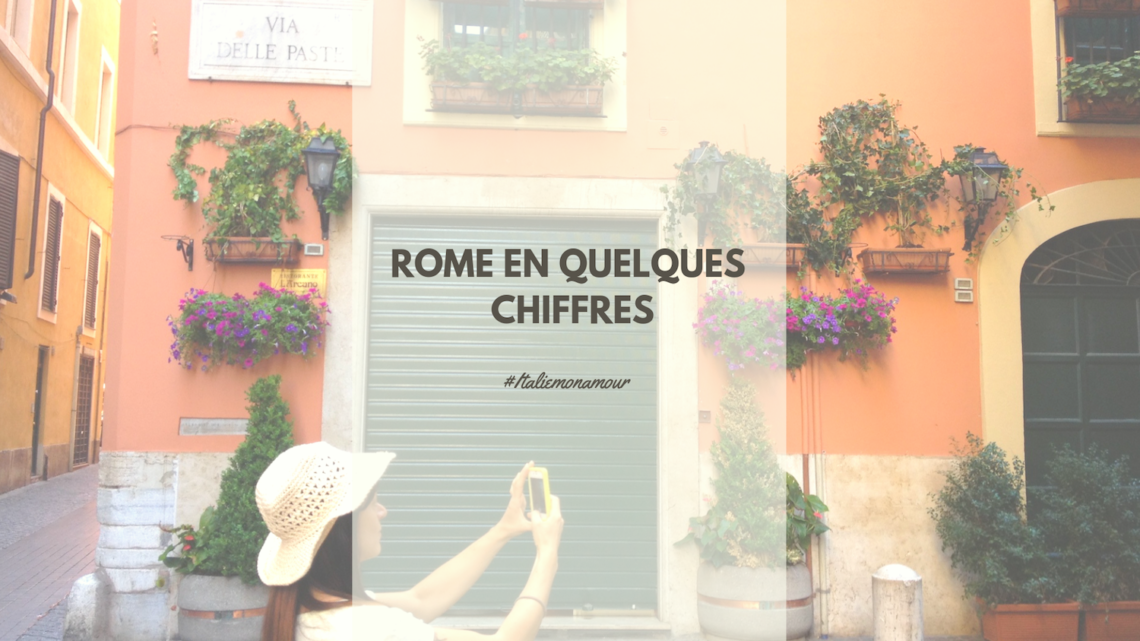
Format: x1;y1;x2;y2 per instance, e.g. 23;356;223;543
271;269;327;298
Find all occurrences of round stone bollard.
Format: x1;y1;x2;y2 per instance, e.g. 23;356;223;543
872;564;923;641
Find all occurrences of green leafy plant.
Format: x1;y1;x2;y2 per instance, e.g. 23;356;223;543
169;101;353;242
158;376;295;584
677;378;785;568
786;473;828;565
168;283;329;371
1037;445;1140;605
159;506;215;574
1059;54;1140;106
419;39;617;94
928;433;1059;608
661;145;791;248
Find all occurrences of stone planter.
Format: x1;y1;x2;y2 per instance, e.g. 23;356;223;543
1085;601;1140;641
980;602;1080;641
177;574;269;641
696;562;813;641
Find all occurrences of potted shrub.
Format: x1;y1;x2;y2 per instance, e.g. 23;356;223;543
160;376;295;641
1037;446;1140;641
1059;54;1140;124
678;378;828;641
928;433;1075;641
419;39;617;116
169;101;353;258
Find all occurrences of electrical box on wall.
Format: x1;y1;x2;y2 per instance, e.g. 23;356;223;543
955;290;974;303
303;243;325;257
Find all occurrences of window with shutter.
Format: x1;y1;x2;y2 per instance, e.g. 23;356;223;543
41;197;63;313
0;151;18;292
84;231;100;329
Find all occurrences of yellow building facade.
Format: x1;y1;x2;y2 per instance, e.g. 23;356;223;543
0;0;117;494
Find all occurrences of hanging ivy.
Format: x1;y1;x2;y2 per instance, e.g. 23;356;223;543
168;101;354;242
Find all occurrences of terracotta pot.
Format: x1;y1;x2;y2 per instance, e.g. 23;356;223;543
857;247;952;275
981;603;1080;641
1085;601;1140;641
695;562;813;641
1055;0;1138;16
1063;96;1140;124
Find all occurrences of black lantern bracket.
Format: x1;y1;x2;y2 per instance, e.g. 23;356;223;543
958;147;1009;252
161;235;194;271
301;136;342;241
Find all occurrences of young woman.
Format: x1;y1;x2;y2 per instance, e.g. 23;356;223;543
256;442;563;641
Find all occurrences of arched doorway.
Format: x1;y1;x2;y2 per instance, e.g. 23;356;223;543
1020;219;1140;510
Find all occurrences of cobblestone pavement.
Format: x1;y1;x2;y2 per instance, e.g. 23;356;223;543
0;465;99;641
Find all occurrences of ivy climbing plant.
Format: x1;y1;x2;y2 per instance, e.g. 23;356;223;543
168;101;354;242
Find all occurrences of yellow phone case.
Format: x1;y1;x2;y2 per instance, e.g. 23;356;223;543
528;466;551;519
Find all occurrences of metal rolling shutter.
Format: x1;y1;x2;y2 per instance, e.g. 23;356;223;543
363;216;658;613
0;152;18;291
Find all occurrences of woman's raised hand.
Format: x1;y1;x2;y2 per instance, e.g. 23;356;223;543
495;462;537;539
531;495;563;555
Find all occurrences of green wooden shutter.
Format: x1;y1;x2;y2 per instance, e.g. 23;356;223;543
363;215;658;613
0;151;18;291
84;232;101;329
41;197;63;312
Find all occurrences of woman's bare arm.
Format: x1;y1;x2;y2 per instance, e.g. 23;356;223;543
370;463;537;621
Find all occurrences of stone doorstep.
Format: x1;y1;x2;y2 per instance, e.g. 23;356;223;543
434;616;672;639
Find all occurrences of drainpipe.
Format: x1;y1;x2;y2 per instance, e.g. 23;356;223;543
25;0;60;281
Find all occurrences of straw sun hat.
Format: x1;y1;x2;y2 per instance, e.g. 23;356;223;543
256;441;396;586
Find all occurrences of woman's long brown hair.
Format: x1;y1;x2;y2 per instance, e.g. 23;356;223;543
260;491;376;640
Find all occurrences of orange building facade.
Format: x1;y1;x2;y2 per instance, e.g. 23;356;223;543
77;1;1140;639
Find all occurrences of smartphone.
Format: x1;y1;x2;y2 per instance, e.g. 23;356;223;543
528;467;551;520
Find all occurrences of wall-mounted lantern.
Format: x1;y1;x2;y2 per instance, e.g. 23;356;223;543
301;137;341;241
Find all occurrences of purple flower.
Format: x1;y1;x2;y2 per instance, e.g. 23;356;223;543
286;324;297;333
817;336;825;344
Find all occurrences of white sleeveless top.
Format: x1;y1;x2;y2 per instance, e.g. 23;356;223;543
295;604;435;641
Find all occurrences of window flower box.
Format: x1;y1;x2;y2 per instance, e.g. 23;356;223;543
1062;96;1140;124
430;81;604;116
1055;0;1138;16
739;243;806;269
857;247;952;275
202;238;303;265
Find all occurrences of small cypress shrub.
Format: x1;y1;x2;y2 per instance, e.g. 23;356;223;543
196;375;295;584
680;378;785;568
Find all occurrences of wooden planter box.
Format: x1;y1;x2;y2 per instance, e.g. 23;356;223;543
430;82;603;116
981;603;1080;641
1063;96;1140;124
1056;0;1138;16
1086;602;1140;641
740;243;806;269
202;238;303;265
858;247;952;275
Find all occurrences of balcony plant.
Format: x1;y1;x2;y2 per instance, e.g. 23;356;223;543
928;433;1074;641
168;101;353;256
1037;445;1140;641
419;38;617;116
159;375;295;640
678;377;827;640
1059;54;1140;124
168;283;329;371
